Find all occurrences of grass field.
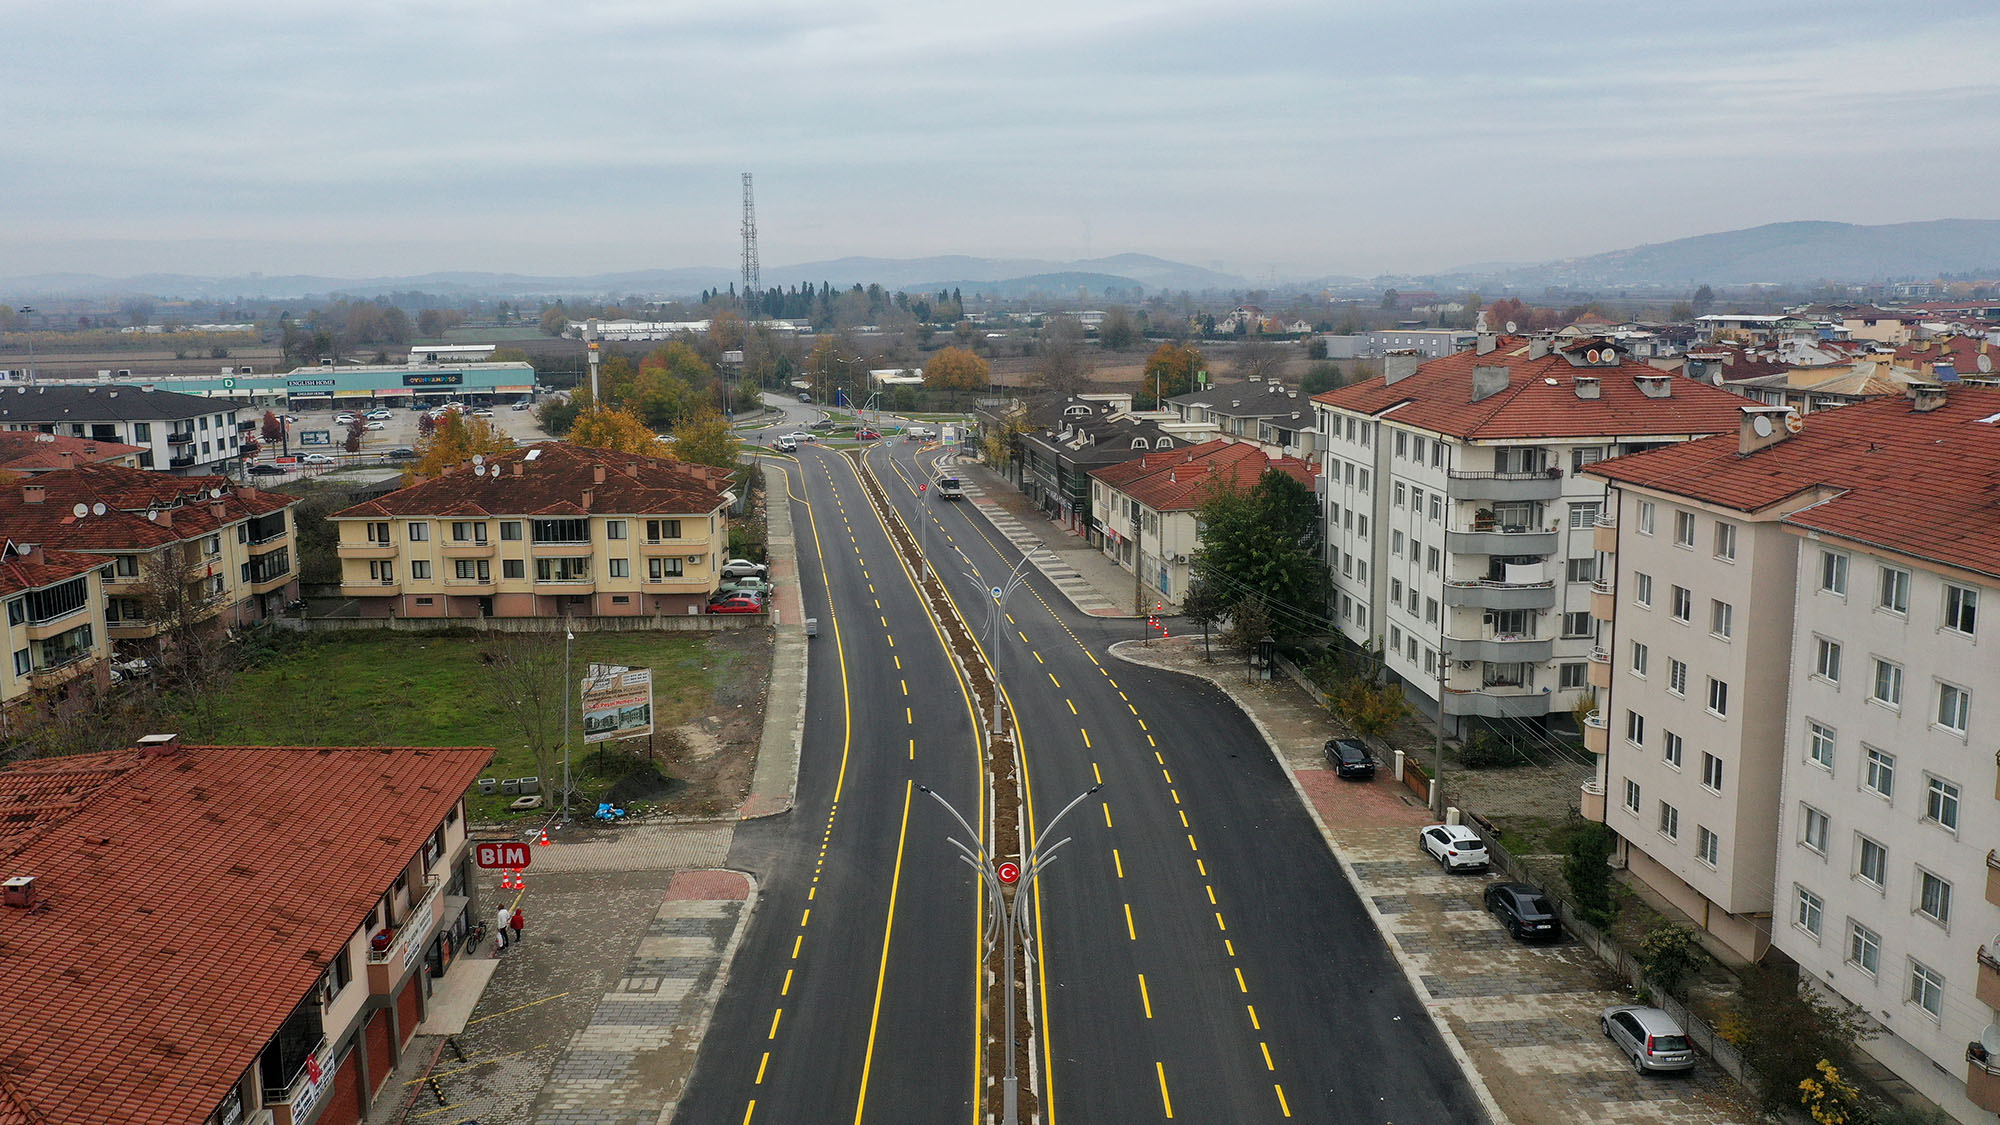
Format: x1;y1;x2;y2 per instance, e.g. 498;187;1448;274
192;629;756;818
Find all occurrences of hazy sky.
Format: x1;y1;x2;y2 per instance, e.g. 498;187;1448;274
5;0;1998;281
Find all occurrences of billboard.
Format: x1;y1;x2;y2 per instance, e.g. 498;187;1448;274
581;664;654;744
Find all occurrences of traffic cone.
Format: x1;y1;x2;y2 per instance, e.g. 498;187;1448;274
537;828;550;846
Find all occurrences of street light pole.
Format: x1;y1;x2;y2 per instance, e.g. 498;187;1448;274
562;629;575;825
920;782;1100;1125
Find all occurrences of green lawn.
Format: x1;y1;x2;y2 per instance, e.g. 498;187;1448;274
191;630;746;818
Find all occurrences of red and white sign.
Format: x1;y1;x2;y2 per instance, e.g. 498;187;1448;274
996;861;1020;885
475;841;532;870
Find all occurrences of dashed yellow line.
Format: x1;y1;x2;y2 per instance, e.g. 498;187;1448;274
1138;974;1154;1018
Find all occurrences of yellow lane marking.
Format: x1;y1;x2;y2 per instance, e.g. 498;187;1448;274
801;908;811;926
1091;761;1102;783
1179;810;1189;828
782;969;794;994
1102;802;1113;828
908;738;915;760
1234;967;1248;993
1138;719;1148;731
886;635;894;647
852;780;916;1121
1019;631;1030;643
1066;699;1077;715
1197;859;1207;877
792;936;802;958
1080;728;1091;749
807;887;816;901
1260;1042;1275;1071
1112;848;1123;878
1128;703;1138;715
1124;903;1137;940
1225;939;1235;956
1006;613;1016;624
900;680;908;696
893;655;901;669
879;615;888;627
465;991;570;1026
1276;1084;1292;1117
757;1052;770;1083
1215;912;1227;932
906;707;913;724
1187;834;1198;852
1163;768;1173;785
1118;691;1128;701
1034;651;1044;663
1147;735;1156;747
1206;885;1216;905
768;1009;783;1039
1088;653;1100;665
1170;789;1180;804
1247;1003;1261;1029
1157;1063;1174;1118
1047;673;1060;687
1139;974;1153;1018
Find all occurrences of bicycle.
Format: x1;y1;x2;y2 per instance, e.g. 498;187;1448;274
463;919;488;951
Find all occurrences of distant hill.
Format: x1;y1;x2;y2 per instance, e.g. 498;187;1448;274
1451;220;2000;288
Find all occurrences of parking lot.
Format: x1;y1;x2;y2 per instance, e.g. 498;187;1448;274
244;401;551;481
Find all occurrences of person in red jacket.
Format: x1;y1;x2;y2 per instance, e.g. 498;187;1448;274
509;907;525;945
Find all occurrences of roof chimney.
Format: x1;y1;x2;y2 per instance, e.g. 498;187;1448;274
209;501;225;519
512;462;523;478
1471;365;1511;403
136;733;182;757
2;875;37;909
1635;374;1673;399
1476;333;1497;355
1910;383;1950;413
21;483;44;504
1528;337;1550;359
57;450;74;469
580;489;594;508
592;465;606;484
1383;350;1422;386
1573;376;1601;400
1737;406;1795;455
624;463;639;478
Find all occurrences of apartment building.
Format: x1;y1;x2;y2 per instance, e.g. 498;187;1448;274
1088;439;1317;611
1589;385;2000;1121
1310;336;1747;730
1007;394;1215;535
1164;378;1320;460
0;735;492;1125
0;464;300;638
0;384;249;473
331;443;732;618
0;542;114;727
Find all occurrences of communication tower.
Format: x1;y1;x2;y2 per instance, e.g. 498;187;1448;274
740;173;760;316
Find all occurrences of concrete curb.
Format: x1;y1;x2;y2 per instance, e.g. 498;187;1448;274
657;869;760;1125
741;461;807;821
1108;638;1512;1125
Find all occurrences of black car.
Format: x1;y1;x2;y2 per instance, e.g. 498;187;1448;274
247;464;286;476
387;447;418;460
1324;737;1375;779
1484;882;1561;942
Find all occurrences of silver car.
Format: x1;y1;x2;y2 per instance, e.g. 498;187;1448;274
1601;1006;1695;1074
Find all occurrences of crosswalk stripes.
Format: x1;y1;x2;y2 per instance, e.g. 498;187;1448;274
965;498;1123;614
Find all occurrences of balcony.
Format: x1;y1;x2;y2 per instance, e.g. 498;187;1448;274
168;454;196;469
336;541;397;559
247;535;289;555
260;1038;331;1125
1579;780;1606;822
250;568;293;594
443;576;496;590
1447;468;1564;502
1591;578;1617;621
1442;578;1557;611
1445;525;1559;556
533;579;595;596
1968;1043;2000;1114
340;578;400;596
1444;633;1553;663
641;539;694;556
440;540;495;558
28;653;97;689
1588;650;1612;689
166;431;194;445
366;876;443;995
1978;945;2000;1010
1441;687;1552;719
1987;849;2000;909
1582;709;1608;754
24;607;89;641
529;540;594;558
1593;513;1619;554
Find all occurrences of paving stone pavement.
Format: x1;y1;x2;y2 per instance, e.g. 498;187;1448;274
519;822;735;874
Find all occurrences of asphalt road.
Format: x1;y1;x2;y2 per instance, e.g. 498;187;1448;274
866;436;1489;1123
678;413;986;1123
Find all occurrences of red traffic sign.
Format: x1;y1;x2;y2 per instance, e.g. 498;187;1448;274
996;861;1020;885
475;841;532;870
919;483;927;492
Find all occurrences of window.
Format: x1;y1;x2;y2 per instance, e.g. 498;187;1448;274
606;520;626;540
1394;482;1406;506
1706;677;1728;717
1637;501;1655;535
1391;530;1403;556
1848;922;1880;975
1395;431;1407;457
1673;510;1695;547
133;422;150;441
1700;753;1722;792
1428;495;1441;522
1917;870;1952;926
1936;681;1969;732
648;558;685;579
1667;658;1687;696
1626;710;1645;747
1423;647;1437;675
1426;547;1439;573
1490;609;1531;636
11;649;28;677
1819;550;1848;594
1857;836;1886;886
1389;578;1402;603
1794;886;1823;937
1658;802;1679;840
1424;597;1438;624
1696;826;1718;866
1634;573;1652;606
368;560;393;582
1924;777;1960;830
531;518;590;544
1560;662;1588;690
1870;660;1901;707
1863;746;1894;798
1877;566;1910;614
1357;515;1369;538
1801;805;1829;853
1943;584;1977;635
1561;612;1592;637
1813;638;1842;682
1572;446;1604;473
1671;585;1692;621
1712;521;1737;560
1409;487;1422;510
1808;722;1836;770
451;521;487;543
501;559;525;579
410;560;431;580
1709;600;1733;638
1568;502;1599;529
1630;641;1649;676
1566;557;1595;583
1357;469;1369;492
535;557;591;582
407;522;429;542
608;559;629;578
453;559;486;580
1909;961;1945;1021
1623;778;1641;813
500;521;522;541
1663;729;1683;768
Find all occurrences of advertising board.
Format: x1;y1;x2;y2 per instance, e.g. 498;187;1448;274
581;664;654;744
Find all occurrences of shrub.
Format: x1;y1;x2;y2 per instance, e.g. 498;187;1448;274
1560;817;1617;928
1637;923;1701;1000
1331;678;1411;738
1733;965;1874;1116
1460;726;1531;769
1797;1060;1863;1125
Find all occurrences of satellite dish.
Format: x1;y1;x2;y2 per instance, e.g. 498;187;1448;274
1982;1023;2000;1056
1504;321;1518;334
1585;349;1601;363
71;503;88;518
1784;411;1804;434
474;464;486;476
91;503;105;516
146;510;158;521
1979;354;1993;374
1751;415;1774;438
472;454;485;467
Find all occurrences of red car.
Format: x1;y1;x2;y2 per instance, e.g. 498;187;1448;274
857;429;881;440
707;592;765;614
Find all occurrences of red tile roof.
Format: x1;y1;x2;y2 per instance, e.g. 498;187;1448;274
0;464;293;554
1586;386;2000;580
1311;338;1751;440
0;432;144;474
0;544;107;597
1893;334;1995;376
333;442;728;520
1089;439;1316;511
0;742;492;1125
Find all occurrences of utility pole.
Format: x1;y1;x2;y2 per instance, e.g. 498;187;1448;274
586;320;600;404
562;629;575;825
740;173;761;319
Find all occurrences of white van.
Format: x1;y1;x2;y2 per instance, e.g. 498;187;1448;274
774;435;798;453
934;475;964;501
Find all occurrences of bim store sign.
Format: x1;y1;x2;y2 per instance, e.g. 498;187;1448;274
403;372;464;387
581;664;654;744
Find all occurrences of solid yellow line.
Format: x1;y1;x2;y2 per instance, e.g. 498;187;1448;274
1139;974;1153;1018
1124;903;1137;940
465;991;570;1026
1157;1062;1174;1118
852;780;915;1123
768;1009;782;1039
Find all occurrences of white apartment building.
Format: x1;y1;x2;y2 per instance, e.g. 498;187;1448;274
1310;336;1747;730
1589;385;2000;1120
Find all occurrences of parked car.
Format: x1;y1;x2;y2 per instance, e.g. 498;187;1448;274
1323;737;1375;780
706;592;765;614
1484;882;1560;941
363;420;387;430
472;408;494;417
856;429;881;440
511;400;533;411
718;577;771;597
247;464;286;477
333;413;357;425
1601;1006;1696;1074
1418;824;1488;872
783;431;816;444
809;419;836;431
301;453;338;466
364;409;392;420
387;447;417;460
720;558;768;579
111;656;152;679
797;391;812;402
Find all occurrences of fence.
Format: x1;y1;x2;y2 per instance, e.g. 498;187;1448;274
273;613;765;636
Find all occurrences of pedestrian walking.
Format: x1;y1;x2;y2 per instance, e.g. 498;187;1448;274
495;904;510;950
509;907;525;945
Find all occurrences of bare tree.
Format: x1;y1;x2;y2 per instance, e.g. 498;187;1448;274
478;631;572;801
1230;336;1288;383
1029;316;1096;398
133;543;233;738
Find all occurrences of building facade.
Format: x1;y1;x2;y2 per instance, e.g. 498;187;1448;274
1164;378;1320;460
140;358;538;412
332;443;732;618
0;384;249;474
0;543;113;730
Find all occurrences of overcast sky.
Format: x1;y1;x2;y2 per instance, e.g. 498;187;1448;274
5;0;1998;282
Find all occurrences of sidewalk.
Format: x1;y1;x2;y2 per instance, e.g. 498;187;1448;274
942;455;1137;617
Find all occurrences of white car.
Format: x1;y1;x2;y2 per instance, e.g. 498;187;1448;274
472;408;494;417
112;655;152;679
301;453;338;466
333;413;357;425
720;558;768;579
364;409;392;420
1419;824;1489;872
364;421;387;430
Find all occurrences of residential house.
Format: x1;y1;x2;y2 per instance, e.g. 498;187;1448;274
1009;394;1216;535
0;384;249;474
1164;379;1320;460
331;443;732;618
1311;335;1748;730
1586;385;2000;1122
0;542;113;729
0;431;145;474
1089;439;1316;610
1321;330;1475;360
0;734;492;1125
